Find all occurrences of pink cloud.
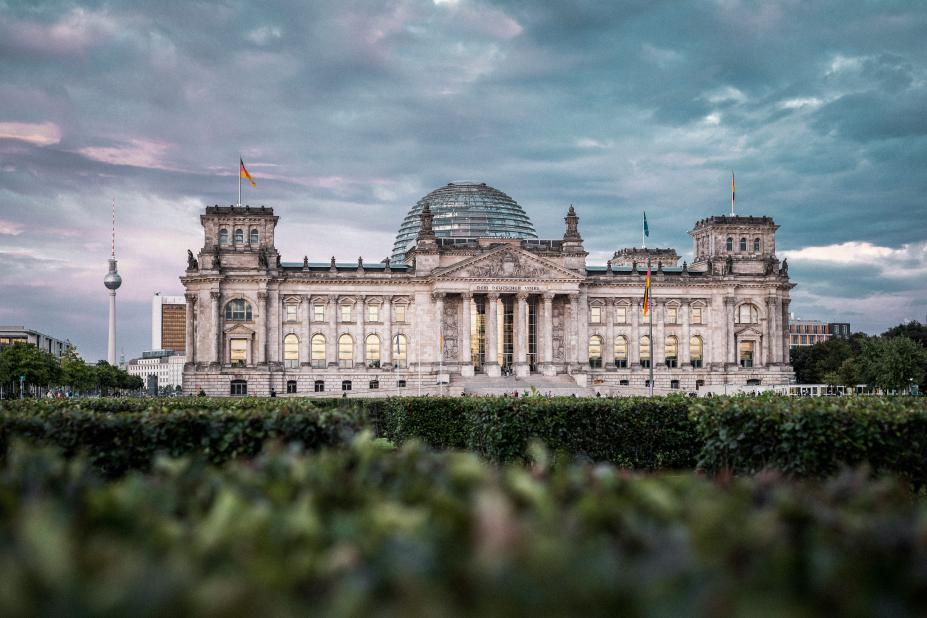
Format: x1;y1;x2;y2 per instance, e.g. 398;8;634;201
78;139;173;170
0;219;26;236
0;121;61;146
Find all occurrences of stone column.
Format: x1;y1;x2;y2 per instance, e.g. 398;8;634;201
257;291;268;365
184;293;197;364
356;295;366;369
327;294;338;368
460;292;473;375
604;298;615;368
781;298;791;365
680;301;690;366
538;292;556;375
484;293;500;376
433;292;445;370
210;290;220;366
630;297;640;366
514;292;529;376
577;290;588;369
724;296;736;366
383;297;393;369
302;295;311;366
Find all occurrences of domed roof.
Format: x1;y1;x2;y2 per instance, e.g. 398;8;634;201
391;182;537;262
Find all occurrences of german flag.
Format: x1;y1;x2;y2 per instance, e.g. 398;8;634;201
240;158;256;187
643;261;651;317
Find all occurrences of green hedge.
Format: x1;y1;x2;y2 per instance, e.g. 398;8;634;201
0;439;924;616
692;396;927;487
0;399;366;476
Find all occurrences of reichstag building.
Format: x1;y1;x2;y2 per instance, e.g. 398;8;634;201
180;181;794;396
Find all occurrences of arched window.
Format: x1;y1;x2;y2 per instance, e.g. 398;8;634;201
225;299;252;321
737;303;759;324
311;334;326;368
365;334;381;368
588;335;603;368
739;237;747;251
338;334;353;368
250;228;259;245
614;335;628;368
219;229;229;246
726;237;733;251
234;228;244;244
665;335;678;368
640;335;651;368
392;334;408;368
753;237;761;252
283;334;299;368
690;336;703;368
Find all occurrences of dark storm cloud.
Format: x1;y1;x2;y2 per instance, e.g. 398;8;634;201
1;0;926;359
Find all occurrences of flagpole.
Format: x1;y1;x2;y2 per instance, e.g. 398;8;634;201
648;257;654;397
731;171;735;216
238;155;241;207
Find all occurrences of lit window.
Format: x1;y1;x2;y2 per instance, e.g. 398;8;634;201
640;336;651;368
588;335;603;368
250;228;259;245
285;304;297;322
219;229;229;246
753;237;761;252
311;334;326;368
666;306;677;324
230;338;247;366
690;336;703;368
313;304;325;321
615;306;626;324
740;340;755;367
368;304;379;322
737;304;759;324
691;307;703;324
365;334;380;368
234;228;244;243
590;306;601;324
739;237;747;251
340;304;352;322
225;299;253;321
284;334;299;368
665;336;678;368
392;334;408;368
614;336;628;368
338;334;353;368
394;305;407;322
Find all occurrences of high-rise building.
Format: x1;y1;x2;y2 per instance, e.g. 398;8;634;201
103;202;121;365
152;293;187;352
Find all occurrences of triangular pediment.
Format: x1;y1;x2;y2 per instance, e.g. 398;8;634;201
224;323;255;335
434;246;584;282
734;325;763;337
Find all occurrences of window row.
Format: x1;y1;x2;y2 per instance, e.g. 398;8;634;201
587;335;705;369
589;304;704;325
226;299;409;323
219;227;260;245
280;333;409;369
231;378;409;396
726;237;762;252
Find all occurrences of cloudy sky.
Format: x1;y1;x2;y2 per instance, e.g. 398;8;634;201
1;0;926;361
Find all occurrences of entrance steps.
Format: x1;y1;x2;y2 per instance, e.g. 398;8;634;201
452;373;596;397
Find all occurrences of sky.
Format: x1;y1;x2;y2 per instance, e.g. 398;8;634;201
1;0;926;362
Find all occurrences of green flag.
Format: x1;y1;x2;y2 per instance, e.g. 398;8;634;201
643;212;649;237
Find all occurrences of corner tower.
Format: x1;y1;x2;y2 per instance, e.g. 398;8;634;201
689;215;779;275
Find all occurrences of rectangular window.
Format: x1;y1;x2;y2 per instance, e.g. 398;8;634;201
230;380;247;395
369;379;379;390
368;304;379;322
615;306;626;324
285;304;298;322
340;305;352;322
286;380;297;394
397;379;407;388
313;304;325;321
590;306;601;324
394;305;406;322
666;306;677;324
230;338;247;365
341;380;352;391
314;380;324;393
691;307;702;324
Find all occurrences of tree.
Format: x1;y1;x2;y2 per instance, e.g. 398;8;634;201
789;338;855;384
882;321;927;348
858;336;927;393
60;347;97;394
0;342;62;396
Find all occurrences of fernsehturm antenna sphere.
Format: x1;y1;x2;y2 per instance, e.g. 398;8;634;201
104;200;121;365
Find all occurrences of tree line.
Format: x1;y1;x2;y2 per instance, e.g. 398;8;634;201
0;343;144;398
790;321;927;393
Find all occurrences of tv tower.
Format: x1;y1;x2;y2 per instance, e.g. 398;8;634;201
103;199;122;364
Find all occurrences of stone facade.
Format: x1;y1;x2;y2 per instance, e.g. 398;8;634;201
180;203;795;396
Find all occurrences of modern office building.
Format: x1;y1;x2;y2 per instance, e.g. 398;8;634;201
179;181;796;396
788;318;852;347
125;350;186;388
152;293;187;352
0;326;70;358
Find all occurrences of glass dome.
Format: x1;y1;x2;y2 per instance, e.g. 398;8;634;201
391;182;537;262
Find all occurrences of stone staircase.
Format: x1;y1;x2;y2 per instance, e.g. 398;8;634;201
452;373;597;397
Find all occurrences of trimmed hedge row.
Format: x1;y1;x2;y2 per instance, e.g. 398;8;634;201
692;396;927;487
1;439;925;615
